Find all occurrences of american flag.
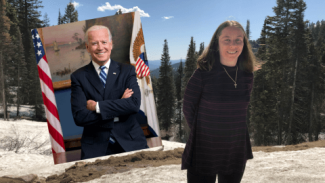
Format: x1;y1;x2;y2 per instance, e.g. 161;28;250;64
136;52;150;78
31;29;65;154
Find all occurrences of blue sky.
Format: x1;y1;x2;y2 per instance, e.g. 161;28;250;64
41;0;324;61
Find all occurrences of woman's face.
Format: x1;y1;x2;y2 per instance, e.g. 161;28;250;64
218;26;244;66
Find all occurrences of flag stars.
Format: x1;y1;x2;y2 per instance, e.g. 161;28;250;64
32;35;35;39
37;50;42;56
37;42;42;48
35;34;40;39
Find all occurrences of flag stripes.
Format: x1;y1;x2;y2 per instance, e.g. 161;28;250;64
37;67;54;93
42;97;63;135
136;57;150;77
37;59;53;85
39;79;56;108
47;119;65;152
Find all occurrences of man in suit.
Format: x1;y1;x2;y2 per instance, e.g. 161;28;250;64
70;25;148;160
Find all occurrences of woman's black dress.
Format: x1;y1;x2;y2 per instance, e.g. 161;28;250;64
181;60;254;175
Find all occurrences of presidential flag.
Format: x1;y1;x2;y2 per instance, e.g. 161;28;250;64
130;11;160;137
31;29;65;154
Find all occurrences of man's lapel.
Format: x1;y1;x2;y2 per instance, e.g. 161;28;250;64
104;60;120;99
85;61;105;97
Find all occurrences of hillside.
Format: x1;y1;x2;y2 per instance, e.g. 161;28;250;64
150;62;181;78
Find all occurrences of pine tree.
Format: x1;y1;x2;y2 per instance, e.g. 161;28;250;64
62;0;78;24
183;37;196;89
246;19;250;40
312;21;325;140
151;76;158;103
198;42;204;56
14;28;27;118
7;0;44;109
250;0;322;145
18;0;44;120
42;12;49;27
0;0;12;120
287;0;308;145
316;22;325;56
156;39;176;138
251;0;289;145
256;19;267;61
264;0;298;145
250;17;278;146
58;9;63;25
182;37;197;142
175;59;183;141
115;9;122;15
313;20;321;42
29;45;45;121
6;1;28;118
308;22;315;41
305;25;319;142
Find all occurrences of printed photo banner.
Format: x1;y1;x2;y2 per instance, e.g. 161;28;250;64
31;12;161;164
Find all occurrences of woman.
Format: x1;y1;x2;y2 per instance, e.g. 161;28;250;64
182;20;256;183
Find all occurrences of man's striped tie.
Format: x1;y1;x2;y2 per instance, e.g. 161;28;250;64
99;65;115;144
99;66;107;88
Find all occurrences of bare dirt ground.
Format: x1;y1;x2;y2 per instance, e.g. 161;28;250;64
252;139;325;152
1;140;325;183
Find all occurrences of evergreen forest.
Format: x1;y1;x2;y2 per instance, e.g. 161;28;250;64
154;0;325;145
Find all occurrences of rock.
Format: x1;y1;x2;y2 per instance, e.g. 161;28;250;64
82;173;89;177
75;161;86;167
33;177;46;183
60;176;72;183
66;161;87;171
62;173;69;178
46;174;58;181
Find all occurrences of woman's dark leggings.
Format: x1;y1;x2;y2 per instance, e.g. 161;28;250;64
187;164;246;183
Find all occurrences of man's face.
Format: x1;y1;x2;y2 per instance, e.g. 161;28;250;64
86;28;112;66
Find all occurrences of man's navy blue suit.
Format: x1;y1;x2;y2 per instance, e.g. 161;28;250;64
70;59;148;160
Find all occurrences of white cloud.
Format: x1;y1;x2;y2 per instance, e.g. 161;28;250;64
97;2;150;17
162;16;174;20
226;16;236;21
71;1;83;9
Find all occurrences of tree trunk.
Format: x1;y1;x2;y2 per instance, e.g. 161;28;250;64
16;58;20;117
179;102;182;141
314;107;320;141
1;51;7;120
308;83;314;141
277;59;287;145
287;58;298;145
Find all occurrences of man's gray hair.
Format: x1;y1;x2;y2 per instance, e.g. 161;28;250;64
84;25;112;44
